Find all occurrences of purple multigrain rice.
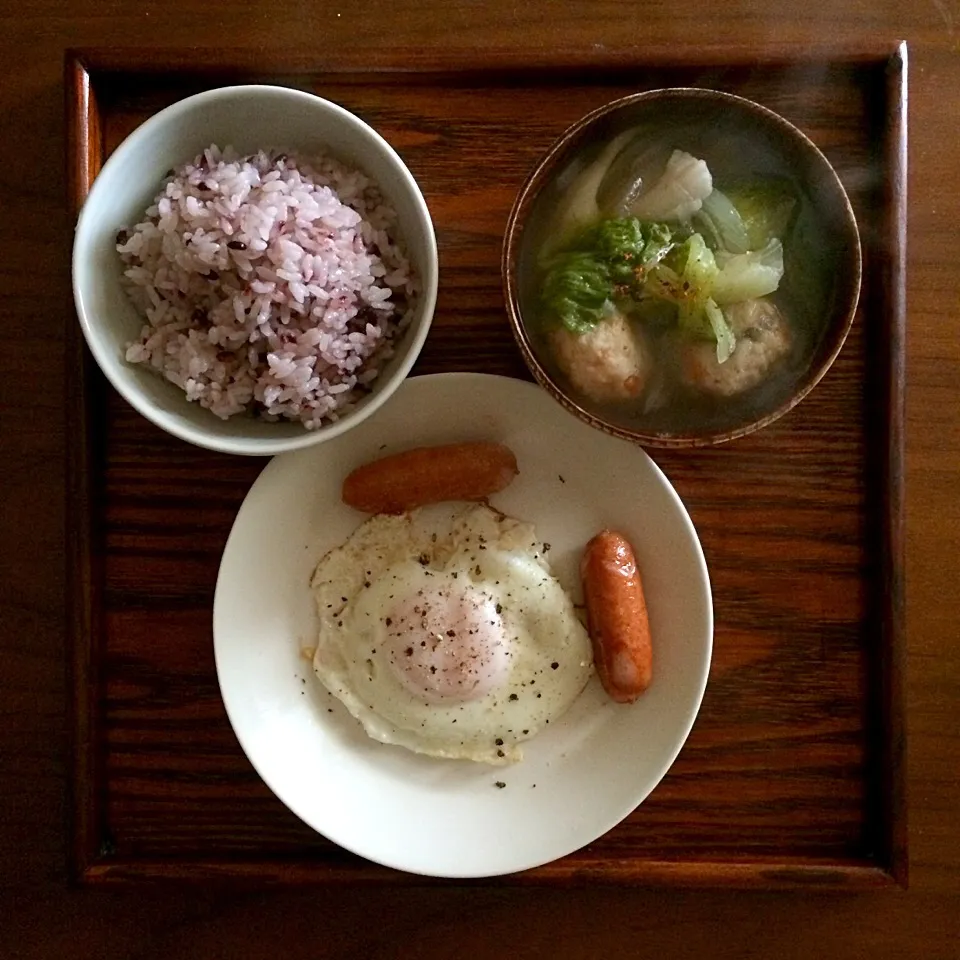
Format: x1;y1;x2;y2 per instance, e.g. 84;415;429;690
117;145;418;428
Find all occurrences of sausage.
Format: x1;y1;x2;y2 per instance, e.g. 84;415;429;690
342;442;519;514
580;530;652;703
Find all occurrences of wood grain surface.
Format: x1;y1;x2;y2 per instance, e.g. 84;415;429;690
64;51;904;887
2;1;960;958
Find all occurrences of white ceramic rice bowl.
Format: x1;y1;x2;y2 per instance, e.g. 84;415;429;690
72;84;438;456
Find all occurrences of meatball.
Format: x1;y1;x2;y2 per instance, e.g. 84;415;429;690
680;298;792;398
550;310;650;404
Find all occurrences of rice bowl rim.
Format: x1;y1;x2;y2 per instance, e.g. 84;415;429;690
72;84;438;456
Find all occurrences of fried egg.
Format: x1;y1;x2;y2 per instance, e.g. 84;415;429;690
310;504;593;764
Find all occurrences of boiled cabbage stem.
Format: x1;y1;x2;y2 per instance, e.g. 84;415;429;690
712;239;784;305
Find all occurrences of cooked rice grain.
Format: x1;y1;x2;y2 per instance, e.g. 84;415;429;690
118;145;418;428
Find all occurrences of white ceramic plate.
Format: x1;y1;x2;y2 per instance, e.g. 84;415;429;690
214;373;712;878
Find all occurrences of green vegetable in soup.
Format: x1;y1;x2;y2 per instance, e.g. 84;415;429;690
712;239;784;305
675;233;719;311
726;181;797;249
646;233;719;334
695;188;751;254
541;251;614;334
577;217;647;268
644;243;737;361
704;298;737;364
636;221;675;269
583;218;675;279
541;218;678;332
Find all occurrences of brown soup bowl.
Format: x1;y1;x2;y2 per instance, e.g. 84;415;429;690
502;88;862;448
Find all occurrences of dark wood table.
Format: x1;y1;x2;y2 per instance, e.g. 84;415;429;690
3;2;959;957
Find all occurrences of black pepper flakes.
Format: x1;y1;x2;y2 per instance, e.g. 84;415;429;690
495;603;502;614
430;666;437;674
495;738;503;746
227;239;247;250
496;750;505;758
509;693;518;701
385;617;392;626
447;630;456;637
494;781;506;789
418;553;430;565
559;474;566;483
551;661;559;670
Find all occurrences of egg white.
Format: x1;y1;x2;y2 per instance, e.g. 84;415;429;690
310;504;593;764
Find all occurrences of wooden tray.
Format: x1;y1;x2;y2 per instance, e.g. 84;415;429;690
65;45;907;887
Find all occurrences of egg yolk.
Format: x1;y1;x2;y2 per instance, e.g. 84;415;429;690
385;584;509;703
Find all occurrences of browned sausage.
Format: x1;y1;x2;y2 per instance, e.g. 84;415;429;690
580;530;652;703
342;442;519;514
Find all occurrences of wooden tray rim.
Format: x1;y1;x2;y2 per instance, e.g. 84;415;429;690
64;43;908;889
